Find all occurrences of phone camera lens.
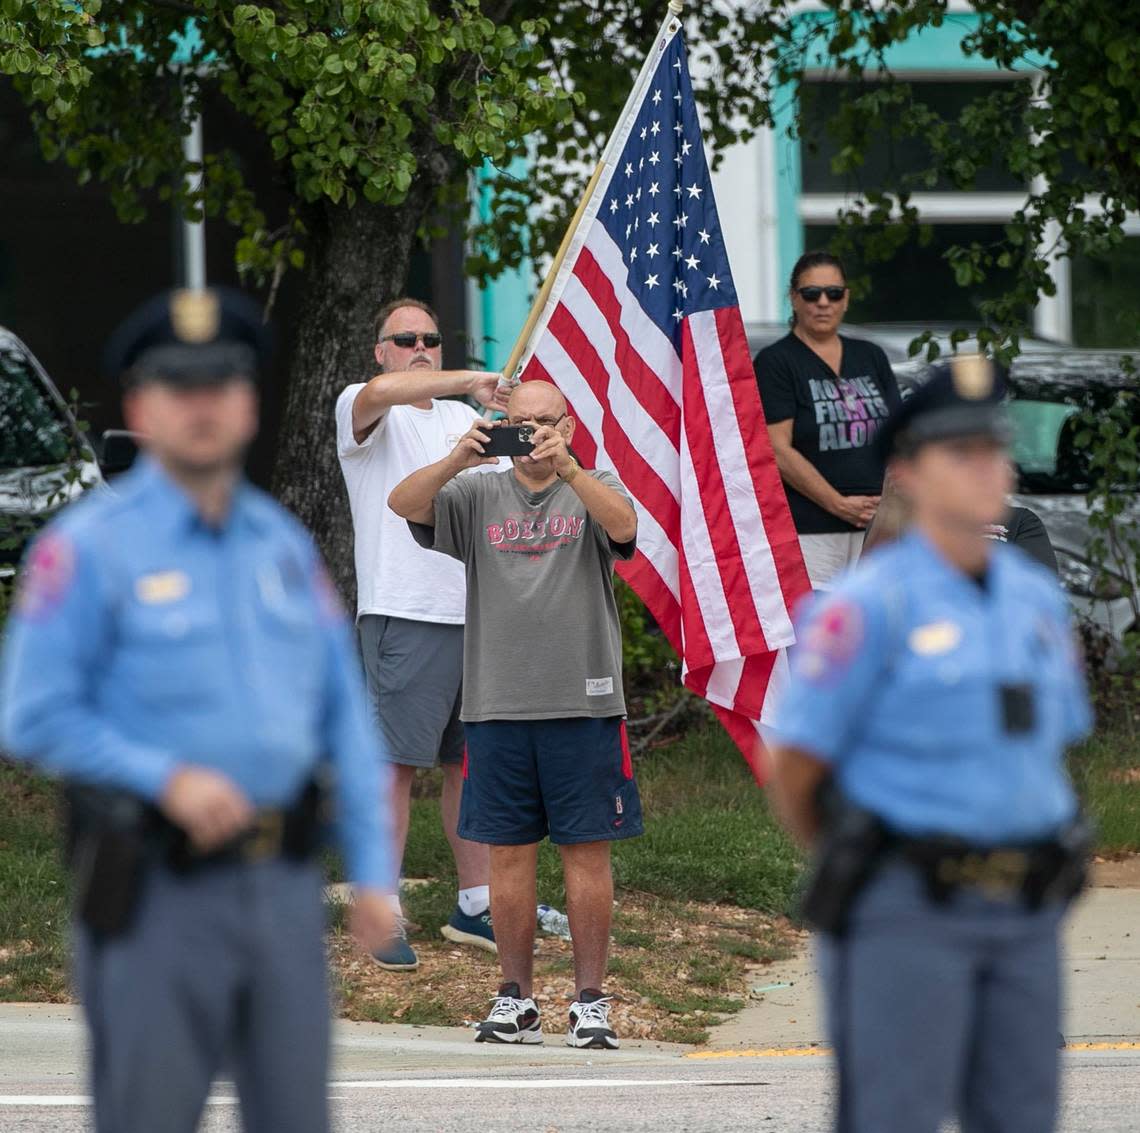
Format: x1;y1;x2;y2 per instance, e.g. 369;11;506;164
518;426;533;442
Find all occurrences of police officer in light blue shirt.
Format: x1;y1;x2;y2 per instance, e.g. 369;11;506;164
0;288;396;1133
769;355;1093;1133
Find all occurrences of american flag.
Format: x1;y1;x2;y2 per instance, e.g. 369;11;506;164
516;16;810;778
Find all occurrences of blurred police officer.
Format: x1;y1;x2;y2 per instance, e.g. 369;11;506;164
769;355;1092;1133
0;288;396;1133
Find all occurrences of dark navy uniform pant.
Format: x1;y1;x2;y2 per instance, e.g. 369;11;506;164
75;857;330;1133
817;860;1065;1133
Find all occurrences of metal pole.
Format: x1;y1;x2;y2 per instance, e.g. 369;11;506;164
181;112;206;290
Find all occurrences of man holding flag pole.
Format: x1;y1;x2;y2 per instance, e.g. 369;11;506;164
391;0;809;1049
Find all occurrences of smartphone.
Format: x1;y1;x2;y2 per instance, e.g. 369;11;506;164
481;424;536;457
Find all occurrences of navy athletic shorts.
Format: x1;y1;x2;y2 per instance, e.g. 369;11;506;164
459;717;644;846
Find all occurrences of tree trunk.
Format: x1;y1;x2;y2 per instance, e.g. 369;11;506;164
271;195;431;607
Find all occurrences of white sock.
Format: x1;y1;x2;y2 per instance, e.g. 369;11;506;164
384;891;403;918
458;885;490;917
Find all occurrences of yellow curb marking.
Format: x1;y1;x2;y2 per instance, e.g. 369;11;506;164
688;1041;1140;1060
687;1047;829;1059
1065;1042;1140;1051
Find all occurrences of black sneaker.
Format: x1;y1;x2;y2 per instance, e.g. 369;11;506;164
474;982;543;1045
566;989;619;1049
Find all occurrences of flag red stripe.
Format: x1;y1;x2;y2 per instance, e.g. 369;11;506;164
732;650;778;721
714;307;811;615
711;704;767;785
547;305;681;543
676;545;717;678
679;321;768;655
573;248;682;444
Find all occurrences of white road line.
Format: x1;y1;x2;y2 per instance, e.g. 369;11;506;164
0;1096;238;1107
332;1078;744;1090
0;1079;749;1106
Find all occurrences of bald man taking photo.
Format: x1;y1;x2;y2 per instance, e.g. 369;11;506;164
389;380;643;1051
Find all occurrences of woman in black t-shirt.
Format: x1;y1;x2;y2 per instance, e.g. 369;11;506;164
753;251;901;589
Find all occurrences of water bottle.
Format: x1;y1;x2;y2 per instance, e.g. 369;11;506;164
536;903;572;940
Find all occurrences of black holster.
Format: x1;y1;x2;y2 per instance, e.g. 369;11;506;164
799;783;891;937
64;786;155;939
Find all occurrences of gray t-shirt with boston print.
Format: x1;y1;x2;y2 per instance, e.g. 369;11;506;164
408;467;636;721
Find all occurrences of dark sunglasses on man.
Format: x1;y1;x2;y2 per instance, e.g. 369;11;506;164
506;413;566;429
380;331;444;349
797;285;848;304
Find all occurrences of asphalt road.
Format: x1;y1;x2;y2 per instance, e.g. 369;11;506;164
2;1007;1138;1132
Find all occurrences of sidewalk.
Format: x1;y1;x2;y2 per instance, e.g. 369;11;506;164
707;865;1140;1052
0;1002;690;1096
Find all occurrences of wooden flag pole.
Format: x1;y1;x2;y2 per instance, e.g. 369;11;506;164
496;0;685;388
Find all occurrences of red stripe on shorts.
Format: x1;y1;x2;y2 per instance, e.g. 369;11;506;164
619;721;633;780
462;744;469;780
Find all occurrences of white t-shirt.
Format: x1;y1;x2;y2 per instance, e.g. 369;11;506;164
335;386;482;623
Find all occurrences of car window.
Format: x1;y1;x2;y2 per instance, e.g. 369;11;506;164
0;342;75;469
1011;392;1139;494
1009;401;1081;480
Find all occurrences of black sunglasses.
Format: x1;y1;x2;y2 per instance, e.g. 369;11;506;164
381;332;443;349
797;286;847;303
507;412;566;429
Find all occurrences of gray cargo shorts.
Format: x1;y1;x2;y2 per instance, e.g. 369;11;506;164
358;614;464;768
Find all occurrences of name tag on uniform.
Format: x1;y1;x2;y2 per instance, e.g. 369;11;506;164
135;571;190;605
908;620;962;656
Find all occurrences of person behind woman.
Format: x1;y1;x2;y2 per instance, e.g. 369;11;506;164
754;251;902;589
866;485;1059;576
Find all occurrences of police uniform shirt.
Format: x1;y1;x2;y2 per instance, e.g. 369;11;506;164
0;456;394;890
775;530;1092;845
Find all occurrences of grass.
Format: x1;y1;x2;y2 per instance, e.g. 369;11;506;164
4;719;1138;1021
0;765;69;1001
403;724;804;916
711;933;790;963
1068;729;1140;853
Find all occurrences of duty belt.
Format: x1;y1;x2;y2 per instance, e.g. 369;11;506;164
166;781;327;873
898;825;1092;907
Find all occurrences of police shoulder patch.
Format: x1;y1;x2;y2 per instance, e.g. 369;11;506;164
15;533;76;621
797;598;864;684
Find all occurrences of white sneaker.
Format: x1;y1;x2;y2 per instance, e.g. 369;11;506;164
566;993;619;1049
474;983;543;1044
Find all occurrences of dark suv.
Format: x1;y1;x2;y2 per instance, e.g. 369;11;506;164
0;327;103;586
